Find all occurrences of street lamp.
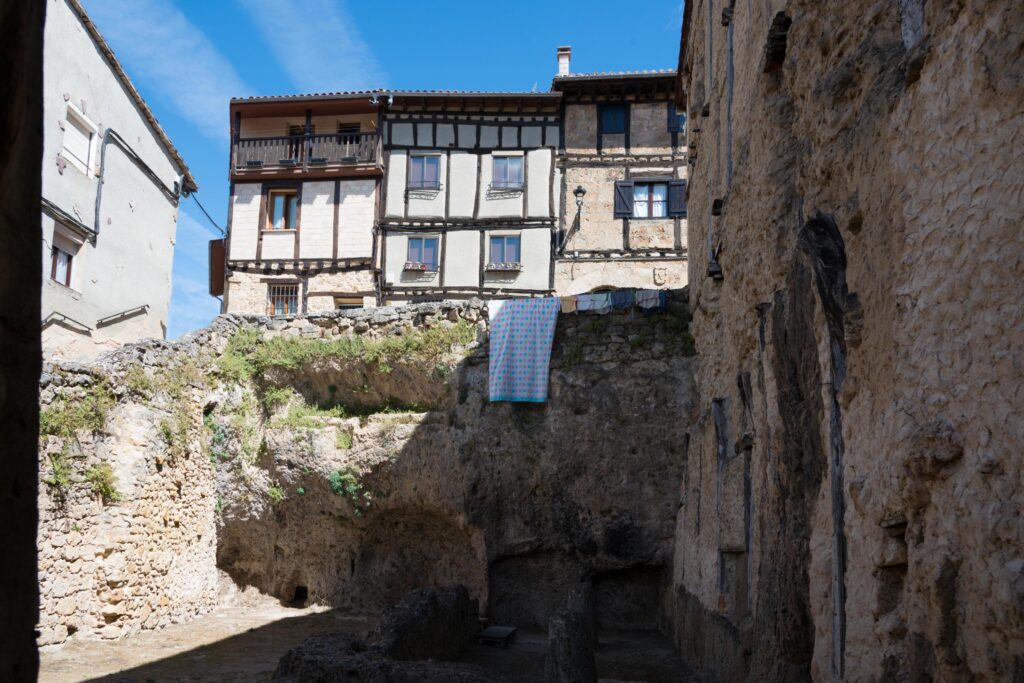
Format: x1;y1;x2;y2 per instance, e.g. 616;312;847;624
573;185;586;209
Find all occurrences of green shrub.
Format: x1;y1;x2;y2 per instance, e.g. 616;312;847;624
328;467;372;515
261;386;296;411
270;402;346;430
84;463;120;504
335;429;353;450
43;452;73;492
267;482;285;504
124;365;154;399
40;380;114;441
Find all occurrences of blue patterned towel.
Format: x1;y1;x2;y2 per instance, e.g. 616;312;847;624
489;297;561;402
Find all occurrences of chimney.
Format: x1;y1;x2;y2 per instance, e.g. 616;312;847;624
557;46;572;76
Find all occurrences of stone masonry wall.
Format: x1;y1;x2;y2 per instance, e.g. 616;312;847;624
673;0;1024;680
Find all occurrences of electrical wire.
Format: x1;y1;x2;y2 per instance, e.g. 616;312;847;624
191;193;225;235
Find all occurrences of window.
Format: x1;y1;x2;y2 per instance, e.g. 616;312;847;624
489;235;521;265
268;190;298;230
50;245;73;287
614;179;687;218
409;155;441;190
633;183;668;218
286;124;310;161
268;284;299;316
492;156;523;189
334;296;363;310
406;237;439;270
599;103;626;135
62;108;94;173
337;124;360;146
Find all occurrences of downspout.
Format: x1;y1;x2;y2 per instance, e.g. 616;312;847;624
93;128;184;237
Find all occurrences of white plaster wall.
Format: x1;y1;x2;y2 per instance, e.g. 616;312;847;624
384;233;440;287
448;152;477;218
385;150;407;217
42;0;186;351
261;231;295;260
338;179;375;258
229;183;261;260
298;181;334;259
526;149;552;218
444;231;480;288
478;153;524;218
458;125;477;147
436;124;454;147
407;152;446;218
482;228;549;291
391;123;414;146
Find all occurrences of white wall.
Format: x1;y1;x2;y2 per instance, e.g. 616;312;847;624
385;150;407;217
444;232;480;288
481;228;550;291
338;179;375;258
229;183;261;260
41;0;188;356
526;149;552;218
384;233;441;288
407;151;446;218
448;152;477;217
298;181;334;259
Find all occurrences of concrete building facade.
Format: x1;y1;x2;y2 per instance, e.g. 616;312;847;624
41;0;196;359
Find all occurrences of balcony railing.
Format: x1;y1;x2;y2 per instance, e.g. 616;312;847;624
234;132;378;171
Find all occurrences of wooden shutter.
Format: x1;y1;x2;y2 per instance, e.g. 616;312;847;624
613;181;634;218
668;102;680;132
208;239;226;296
668;180;688;217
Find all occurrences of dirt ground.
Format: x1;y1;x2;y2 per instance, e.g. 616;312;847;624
40;602;695;682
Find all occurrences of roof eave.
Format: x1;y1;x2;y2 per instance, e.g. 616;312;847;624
66;0;198;192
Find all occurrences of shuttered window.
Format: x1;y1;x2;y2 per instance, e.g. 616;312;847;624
599;104;626;135
615;179;688;218
62;109;94;172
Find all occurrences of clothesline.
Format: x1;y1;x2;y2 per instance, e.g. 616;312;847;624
558;288;668;315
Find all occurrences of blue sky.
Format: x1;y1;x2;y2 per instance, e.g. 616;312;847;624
80;0;684;338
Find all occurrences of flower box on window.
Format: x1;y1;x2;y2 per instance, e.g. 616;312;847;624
485;262;523;272
403;261;434;272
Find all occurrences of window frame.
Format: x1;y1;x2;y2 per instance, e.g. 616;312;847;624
267;283;300;317
62;105;97;175
491;155;524;190
488;234;522;266
50;244;73;288
266;188;299;231
405;236;440;271
334;296;363;310
631;181;670;219
408;154;442;191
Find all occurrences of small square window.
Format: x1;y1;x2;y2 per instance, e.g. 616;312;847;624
599;104;626;135
492;156;523;190
268;190;298;230
406;237;439;271
488;235;521;266
409;156;441;190
334;296;363;310
268;284;299;316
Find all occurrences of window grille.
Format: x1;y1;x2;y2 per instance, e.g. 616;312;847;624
268;284;299;316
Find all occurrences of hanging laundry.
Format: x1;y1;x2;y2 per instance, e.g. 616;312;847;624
576;292;612;314
560;296;578;314
635;289;661;309
610;289;635;310
489;297;561;403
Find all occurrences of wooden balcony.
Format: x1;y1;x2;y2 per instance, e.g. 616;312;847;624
232;131;380;179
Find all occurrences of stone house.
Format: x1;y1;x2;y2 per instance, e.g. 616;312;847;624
378;92;561;303
551;48;688;295
217;92;382;315
41;0;197;359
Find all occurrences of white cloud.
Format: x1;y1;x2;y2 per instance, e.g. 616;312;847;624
238;0;386;93
80;0;250;140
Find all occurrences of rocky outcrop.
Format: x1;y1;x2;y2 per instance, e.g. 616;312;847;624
675;0;1024;680
36;296;697;647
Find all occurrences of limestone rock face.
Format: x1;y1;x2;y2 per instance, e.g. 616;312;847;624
674;0;1024;680
371;586;479;661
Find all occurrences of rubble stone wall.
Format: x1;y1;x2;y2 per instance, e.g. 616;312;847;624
674;0;1024;680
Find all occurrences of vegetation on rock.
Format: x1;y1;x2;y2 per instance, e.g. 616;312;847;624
39;379;114;441
84;463;120;504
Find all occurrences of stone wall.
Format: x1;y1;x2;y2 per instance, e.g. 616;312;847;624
37;295;696;646
223;267;376;315
673;0;1024;680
